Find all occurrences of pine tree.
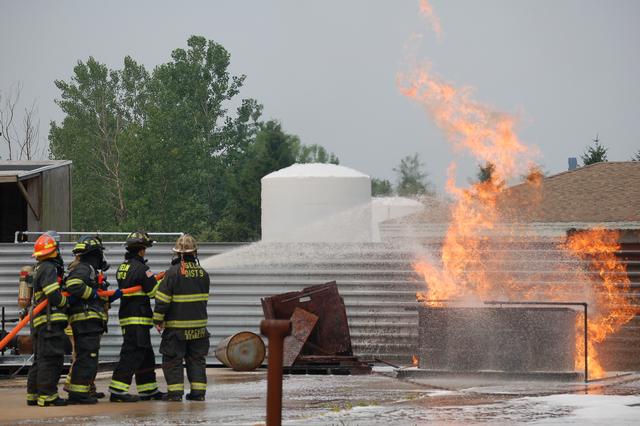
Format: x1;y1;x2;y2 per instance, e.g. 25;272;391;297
581;134;608;165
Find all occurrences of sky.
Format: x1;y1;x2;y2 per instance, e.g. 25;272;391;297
1;0;639;190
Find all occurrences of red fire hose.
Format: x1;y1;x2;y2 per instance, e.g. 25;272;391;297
0;285;143;351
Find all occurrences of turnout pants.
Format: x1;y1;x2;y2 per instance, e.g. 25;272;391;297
160;329;210;396
109;325;159;395
67;321;102;397
26;323;67;405
63;328;98;394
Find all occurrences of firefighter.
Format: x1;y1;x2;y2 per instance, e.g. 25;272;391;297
153;234;210;401
25;232;69;406
108;231;166;402
62;255;106;400
64;235;120;404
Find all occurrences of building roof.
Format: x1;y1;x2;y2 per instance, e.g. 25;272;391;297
502;161;640;223
0;160;72;182
262;163;369;179
382;161;640;230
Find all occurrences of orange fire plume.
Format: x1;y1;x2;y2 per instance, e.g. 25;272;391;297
412;354;419;367
399;65;534;307
563;229;635;378
419;0;442;39
400;2;634;378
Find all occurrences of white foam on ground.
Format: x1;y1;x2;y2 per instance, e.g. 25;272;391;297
523;394;640;424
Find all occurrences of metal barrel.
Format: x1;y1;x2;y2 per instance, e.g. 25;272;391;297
215;331;266;371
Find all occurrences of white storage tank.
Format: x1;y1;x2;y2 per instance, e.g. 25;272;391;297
261;163;372;242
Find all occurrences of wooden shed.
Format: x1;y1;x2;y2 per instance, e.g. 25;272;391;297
0;160;72;242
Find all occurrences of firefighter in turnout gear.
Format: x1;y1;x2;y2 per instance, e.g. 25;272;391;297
154;234;210;401
25;232;69;406
64;236;117;404
109;231;166;402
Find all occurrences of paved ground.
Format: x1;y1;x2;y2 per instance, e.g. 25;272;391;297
1;368;639;425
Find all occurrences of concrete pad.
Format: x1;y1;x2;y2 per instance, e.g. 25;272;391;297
1;367;639;425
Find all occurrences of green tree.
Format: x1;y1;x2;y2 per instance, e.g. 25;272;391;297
581;135;608;165
292;142;339;164
49;56;148;229
394;153;435;197
49;36;339;240
135;36;262;235
216;120;297;240
371;178;393;196
476;162;495;183
50;36;262;235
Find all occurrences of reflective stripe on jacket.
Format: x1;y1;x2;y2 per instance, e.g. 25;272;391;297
153;257;209;330
32;258;68;328
116;254;159;328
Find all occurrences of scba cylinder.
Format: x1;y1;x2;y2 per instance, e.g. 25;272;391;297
18;265;34;308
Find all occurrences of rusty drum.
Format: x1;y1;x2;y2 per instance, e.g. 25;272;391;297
215;332;266;371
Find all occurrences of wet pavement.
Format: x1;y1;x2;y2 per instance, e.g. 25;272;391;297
0;367;639;425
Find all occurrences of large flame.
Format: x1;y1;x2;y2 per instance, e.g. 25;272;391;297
563;229;635;377
402;1;635;378
400;66;535;306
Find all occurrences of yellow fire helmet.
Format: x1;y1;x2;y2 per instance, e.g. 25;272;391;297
172;234;198;254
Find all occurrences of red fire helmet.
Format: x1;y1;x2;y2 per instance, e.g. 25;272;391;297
32;234;58;258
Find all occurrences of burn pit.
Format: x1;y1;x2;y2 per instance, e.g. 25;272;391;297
417;304;579;377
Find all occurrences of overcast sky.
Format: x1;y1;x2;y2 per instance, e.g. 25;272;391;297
1;0;638;190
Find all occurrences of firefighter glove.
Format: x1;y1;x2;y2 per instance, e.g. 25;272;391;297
108;288;123;303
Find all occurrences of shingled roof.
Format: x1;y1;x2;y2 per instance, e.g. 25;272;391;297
501;161;640;223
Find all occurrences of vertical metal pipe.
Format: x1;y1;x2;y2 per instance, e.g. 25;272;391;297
1;306;5;355
260;319;291;426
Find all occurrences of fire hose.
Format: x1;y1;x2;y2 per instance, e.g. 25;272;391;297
0;285;143;352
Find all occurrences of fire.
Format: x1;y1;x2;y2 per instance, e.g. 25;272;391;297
403;0;635;379
401;66;533;306
563;229;635;378
412;354;419;367
419;0;442;39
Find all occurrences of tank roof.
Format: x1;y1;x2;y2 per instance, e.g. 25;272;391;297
262;163;369;180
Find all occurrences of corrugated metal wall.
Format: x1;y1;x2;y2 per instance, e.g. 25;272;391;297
1;239;638;370
0;241;424;365
0;242;245;363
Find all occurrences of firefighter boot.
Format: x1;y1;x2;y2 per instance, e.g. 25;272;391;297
67;393;98;405
39;397;68;407
110;392;140;403
185;392;205;401
162;392;183;401
139;390;166;401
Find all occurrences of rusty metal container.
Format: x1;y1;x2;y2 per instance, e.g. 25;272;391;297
261;281;353;356
215;332;266;371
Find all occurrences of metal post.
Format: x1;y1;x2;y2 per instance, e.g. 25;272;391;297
260;319;291;426
1;307;5;356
